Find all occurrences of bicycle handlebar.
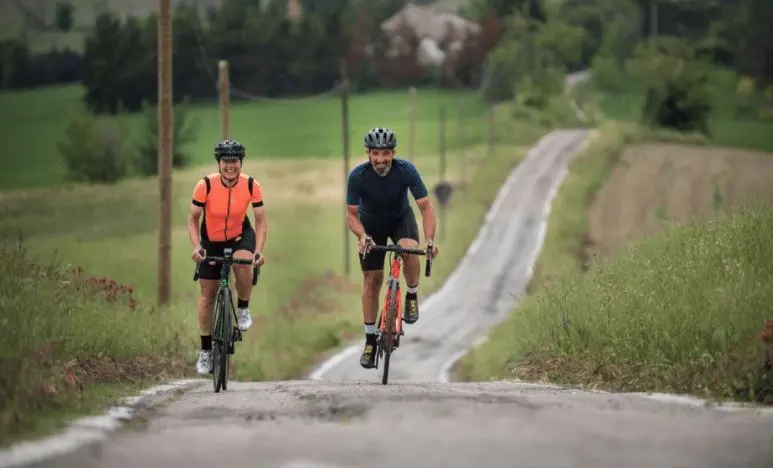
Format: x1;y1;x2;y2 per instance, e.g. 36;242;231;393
366;244;433;277
192;255;261;285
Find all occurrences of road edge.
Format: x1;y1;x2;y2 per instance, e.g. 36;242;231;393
0;378;207;468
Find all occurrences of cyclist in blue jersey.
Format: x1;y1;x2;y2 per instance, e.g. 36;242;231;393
345;127;439;369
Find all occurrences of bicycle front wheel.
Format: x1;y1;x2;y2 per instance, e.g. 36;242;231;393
219;287;233;391
381;280;399;385
212;288;226;393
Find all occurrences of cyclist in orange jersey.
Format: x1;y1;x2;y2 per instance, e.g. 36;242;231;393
186;139;268;375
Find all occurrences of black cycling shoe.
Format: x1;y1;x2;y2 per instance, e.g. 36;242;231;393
403;292;419;324
360;339;377;369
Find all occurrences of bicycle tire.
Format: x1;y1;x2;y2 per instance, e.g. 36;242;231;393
212;288;225;393
220;287;233;391
381;280;399;385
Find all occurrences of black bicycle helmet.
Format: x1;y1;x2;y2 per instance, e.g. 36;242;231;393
214;139;245;161
364;127;397;150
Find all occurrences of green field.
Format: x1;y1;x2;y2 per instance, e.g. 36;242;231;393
0;85;487;190
592;68;773;152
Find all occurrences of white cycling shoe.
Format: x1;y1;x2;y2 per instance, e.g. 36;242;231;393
236;308;252;331
196;350;212;375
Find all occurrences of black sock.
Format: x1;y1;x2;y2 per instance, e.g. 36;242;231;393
364;322;377;344
201;335;212;351
237;298;249;309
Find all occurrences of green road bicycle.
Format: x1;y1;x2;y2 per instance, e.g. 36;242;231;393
194;248;259;393
365;243;433;385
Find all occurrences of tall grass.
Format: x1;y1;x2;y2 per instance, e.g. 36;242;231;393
0;241;189;444
460;205;773;402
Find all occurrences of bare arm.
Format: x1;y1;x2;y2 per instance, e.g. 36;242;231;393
415;196;437;242
187;204;203;248
346;205;368;240
253;205;268;253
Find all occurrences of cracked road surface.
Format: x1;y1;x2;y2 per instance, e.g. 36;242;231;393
28;129;773;467
58;381;773;468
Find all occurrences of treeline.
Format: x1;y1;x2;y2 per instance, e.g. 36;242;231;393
2;0;499;115
0;42;81;90
5;0;771;114
469;0;773;135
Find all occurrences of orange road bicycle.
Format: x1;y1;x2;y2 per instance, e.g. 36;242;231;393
365;243;433;385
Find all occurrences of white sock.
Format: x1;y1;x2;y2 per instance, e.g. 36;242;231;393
364;323;377;335
407;285;418;294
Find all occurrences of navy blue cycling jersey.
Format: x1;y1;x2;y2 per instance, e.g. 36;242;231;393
346;158;429;224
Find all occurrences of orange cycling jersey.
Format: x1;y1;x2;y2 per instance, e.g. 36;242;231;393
191;173;264;242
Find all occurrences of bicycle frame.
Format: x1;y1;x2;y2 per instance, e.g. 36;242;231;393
379;252;405;337
193;248;259;392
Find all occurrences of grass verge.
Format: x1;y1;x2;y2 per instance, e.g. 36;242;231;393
455;120;773;404
0;242;190;446
455;204;773;403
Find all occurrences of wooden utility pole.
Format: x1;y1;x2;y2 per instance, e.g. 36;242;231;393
487;105;494;156
408;87;417;160
157;0;173;307
218;60;230;140
340;62;351;276
458;107;466;188
439;106;446;180
438;106;447;242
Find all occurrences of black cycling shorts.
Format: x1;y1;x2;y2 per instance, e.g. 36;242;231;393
196;224;256;281
359;209;420;272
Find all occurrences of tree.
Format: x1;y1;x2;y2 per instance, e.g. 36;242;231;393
629;36;713;134
55;1;75;32
134;98;199;176
480;6;584;105
81;12;153;114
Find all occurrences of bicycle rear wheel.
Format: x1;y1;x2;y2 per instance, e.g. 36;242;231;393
381;280;399;385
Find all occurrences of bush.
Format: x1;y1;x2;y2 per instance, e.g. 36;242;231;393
629;37;713;134
134;98;198;176
57;110;131;183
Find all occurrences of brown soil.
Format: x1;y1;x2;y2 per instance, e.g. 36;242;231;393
587;143;773;260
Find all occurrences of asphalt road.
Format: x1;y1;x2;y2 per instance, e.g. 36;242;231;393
13;127;773;468
53;381;773;468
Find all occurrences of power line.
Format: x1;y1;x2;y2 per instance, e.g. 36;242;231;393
185;0;345;103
